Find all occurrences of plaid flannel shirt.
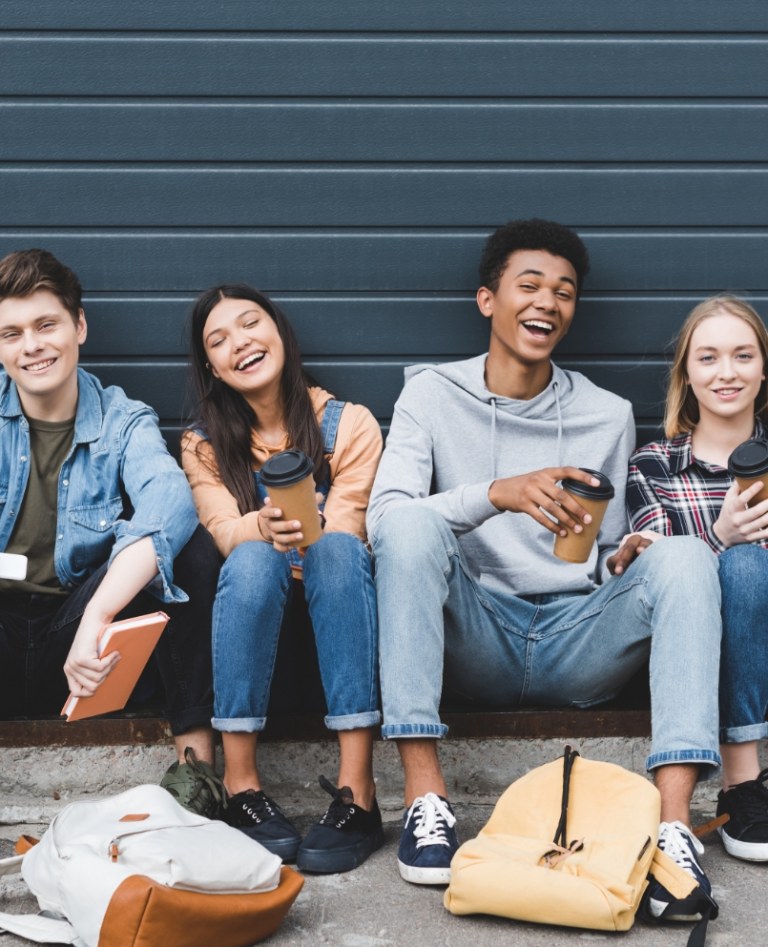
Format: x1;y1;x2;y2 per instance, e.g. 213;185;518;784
626;421;768;555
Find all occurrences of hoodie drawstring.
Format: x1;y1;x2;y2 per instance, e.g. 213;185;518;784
490;398;497;479
553;380;563;466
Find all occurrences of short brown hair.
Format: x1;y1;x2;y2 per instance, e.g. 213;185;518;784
664;295;768;437
0;248;82;323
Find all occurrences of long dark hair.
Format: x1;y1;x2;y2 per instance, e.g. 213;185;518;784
187;284;326;514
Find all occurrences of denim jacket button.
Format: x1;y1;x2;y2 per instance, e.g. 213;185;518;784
99;519;107;527
63;479;69;487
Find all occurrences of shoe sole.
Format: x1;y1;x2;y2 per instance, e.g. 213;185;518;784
719;826;768;861
232;825;301;863
297;828;384;874
397;859;452;885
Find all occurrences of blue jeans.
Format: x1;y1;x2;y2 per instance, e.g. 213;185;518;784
372;507;722;776
719;544;768;744
212;532;380;733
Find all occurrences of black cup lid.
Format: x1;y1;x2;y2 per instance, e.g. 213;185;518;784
259;449;314;487
727;438;768;478
561;467;615;500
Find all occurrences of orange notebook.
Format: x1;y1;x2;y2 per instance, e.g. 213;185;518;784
61;611;169;722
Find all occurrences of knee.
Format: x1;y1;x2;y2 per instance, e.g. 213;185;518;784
371;505;449;563
639;535;720;596
646;534;717;573
173;525;221;591
304;531;370;578
719;543;767;588
219;540;287;590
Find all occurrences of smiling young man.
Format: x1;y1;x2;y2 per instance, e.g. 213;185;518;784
0;248;223;815
366;219;722;922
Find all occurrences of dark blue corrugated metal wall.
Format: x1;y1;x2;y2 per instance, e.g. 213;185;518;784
2;1;767;442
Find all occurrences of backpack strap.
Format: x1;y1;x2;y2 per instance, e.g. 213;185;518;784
0;910;77;944
319;399;345;457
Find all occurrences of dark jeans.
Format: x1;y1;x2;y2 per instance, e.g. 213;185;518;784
0;526;219;735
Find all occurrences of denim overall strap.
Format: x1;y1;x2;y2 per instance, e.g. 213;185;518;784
319;399;344;458
253;400;346;572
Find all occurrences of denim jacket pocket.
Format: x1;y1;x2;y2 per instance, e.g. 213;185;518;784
67;497;125;571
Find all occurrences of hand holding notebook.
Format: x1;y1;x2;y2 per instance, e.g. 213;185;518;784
61;611;169;722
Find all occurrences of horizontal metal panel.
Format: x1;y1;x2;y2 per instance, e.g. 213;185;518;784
4;103;768;162
4;232;768;292
5;168;768;227
1;37;766;96
83;357;668;423
4;1;768;32
80;294;768;358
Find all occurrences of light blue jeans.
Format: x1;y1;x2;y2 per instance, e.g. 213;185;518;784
372;507;722;777
212;532;381;733
719;544;768;744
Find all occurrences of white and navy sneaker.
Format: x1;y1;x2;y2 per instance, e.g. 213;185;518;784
397;792;458;884
643;820;716;923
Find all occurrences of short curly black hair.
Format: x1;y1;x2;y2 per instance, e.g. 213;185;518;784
478;219;590;295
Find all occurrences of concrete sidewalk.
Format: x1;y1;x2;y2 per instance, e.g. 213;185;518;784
1;736;766;945
0;803;763;946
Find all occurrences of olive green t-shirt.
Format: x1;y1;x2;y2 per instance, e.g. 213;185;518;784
0;416;75;596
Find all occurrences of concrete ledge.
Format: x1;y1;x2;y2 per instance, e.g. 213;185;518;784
0;708;650;747
0;710;663;827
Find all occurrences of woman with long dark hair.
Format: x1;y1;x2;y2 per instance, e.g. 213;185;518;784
182;284;383;874
627;295;768;864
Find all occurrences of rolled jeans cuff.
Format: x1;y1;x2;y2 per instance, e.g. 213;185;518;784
381;722;449;740
646;748;721;781
720;721;768;744
212;715;266;733
169;703;215;737
325;710;381;731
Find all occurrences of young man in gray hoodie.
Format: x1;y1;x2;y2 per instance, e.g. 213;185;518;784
366;219;721;921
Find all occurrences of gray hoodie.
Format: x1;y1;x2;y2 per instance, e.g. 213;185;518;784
367;354;634;597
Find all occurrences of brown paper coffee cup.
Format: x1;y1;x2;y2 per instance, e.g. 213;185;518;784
553;468;615;564
729;437;768;508
734;476;768;507
259;449;323;546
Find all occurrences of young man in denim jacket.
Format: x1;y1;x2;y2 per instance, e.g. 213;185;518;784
0;248;222;814
367;219;721;924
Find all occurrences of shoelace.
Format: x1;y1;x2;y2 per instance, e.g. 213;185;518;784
406;792;456;850
658;820;704;875
182;746;227;812
239;790;280;822
317;775;356;828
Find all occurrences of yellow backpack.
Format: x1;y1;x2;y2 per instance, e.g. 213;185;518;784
445;747;716;946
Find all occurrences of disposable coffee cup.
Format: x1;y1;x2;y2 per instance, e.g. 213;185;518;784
553;468;615;564
259;449;323;546
727;438;768;507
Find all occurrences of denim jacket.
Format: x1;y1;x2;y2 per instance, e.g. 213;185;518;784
0;368;198;602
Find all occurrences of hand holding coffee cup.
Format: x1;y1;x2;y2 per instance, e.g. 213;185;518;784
553;468;615;563
259;449;323;550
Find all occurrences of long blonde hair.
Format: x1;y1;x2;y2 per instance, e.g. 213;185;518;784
664;295;768;438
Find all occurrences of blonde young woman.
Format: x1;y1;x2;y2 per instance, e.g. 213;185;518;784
181;284;383;874
627;295;768;862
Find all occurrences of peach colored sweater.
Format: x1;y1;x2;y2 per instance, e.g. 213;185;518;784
181;387;382;559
